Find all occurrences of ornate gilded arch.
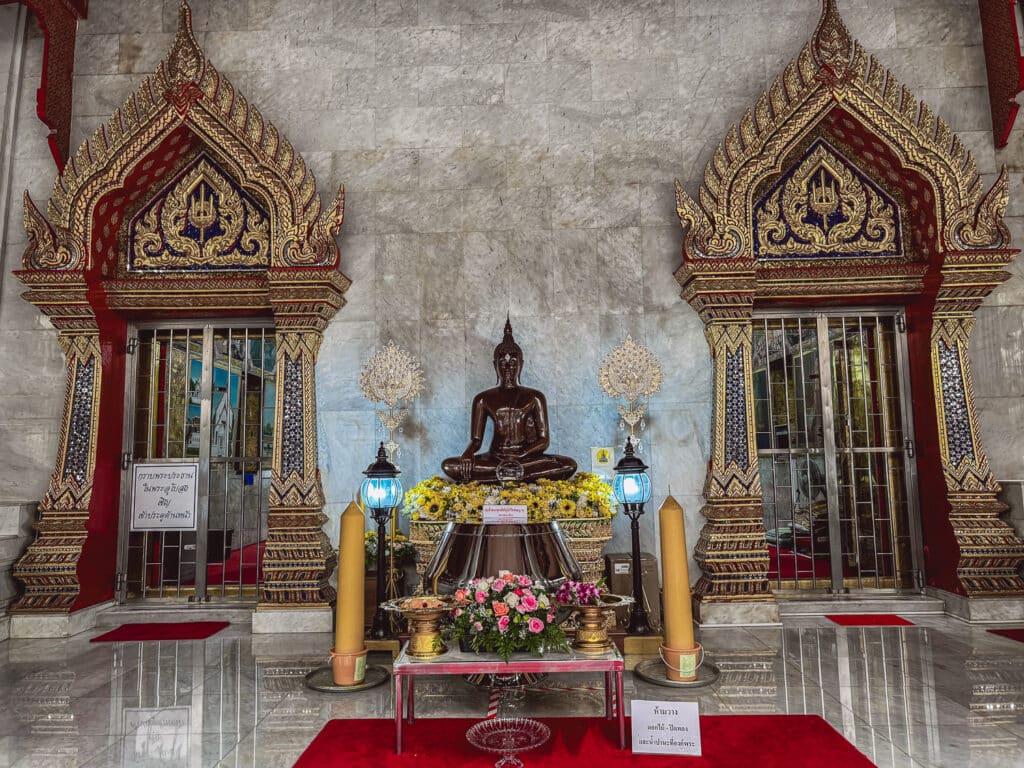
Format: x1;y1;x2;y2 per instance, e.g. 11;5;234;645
12;2;349;613
676;0;1024;617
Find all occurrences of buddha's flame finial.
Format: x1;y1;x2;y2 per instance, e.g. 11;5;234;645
811;0;854;77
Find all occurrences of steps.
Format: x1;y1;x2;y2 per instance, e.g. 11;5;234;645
94;603;254;627
0;502;34;641
777;594;945;618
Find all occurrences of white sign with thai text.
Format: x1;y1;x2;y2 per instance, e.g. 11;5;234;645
631;700;701;756
482;504;528;525
131;463;199;531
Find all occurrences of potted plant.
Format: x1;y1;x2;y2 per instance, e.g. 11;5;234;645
556;579;633;655
446;572;568;662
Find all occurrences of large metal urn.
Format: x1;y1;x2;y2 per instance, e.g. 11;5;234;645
422;522;582;594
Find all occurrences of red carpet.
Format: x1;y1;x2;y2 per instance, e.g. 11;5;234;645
989;628;1024;643
826;614;913;627
294;716;875;768
90;621;230;642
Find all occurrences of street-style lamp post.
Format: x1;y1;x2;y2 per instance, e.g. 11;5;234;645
360;442;404;640
613;436;653;635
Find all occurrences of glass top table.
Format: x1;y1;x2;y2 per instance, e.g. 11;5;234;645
392;643;625;753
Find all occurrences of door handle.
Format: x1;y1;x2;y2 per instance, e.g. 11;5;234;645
904;439;915;458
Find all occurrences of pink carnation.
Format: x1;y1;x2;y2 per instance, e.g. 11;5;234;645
521;594;538;611
475;591;486;604
527;617;544;633
498;616;510;632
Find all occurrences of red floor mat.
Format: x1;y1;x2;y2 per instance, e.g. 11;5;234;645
988;628;1024;643
826;614;913;627
294;716;876;768
90;621;230;642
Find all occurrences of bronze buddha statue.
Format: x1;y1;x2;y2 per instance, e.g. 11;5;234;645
442;319;577;484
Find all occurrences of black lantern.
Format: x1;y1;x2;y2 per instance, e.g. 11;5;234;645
360;442;404;640
613;436;653;635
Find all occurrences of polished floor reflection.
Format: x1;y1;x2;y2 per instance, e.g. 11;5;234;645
1;616;1023;767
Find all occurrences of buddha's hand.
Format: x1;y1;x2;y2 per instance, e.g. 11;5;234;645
458;457;474;481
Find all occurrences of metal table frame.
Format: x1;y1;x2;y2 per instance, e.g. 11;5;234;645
393;644;626;753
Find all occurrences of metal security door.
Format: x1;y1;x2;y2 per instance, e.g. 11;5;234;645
752;310;922;593
117;324;276;602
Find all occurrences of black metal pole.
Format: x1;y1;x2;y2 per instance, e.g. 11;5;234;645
626;506;652;635
369;508;392;639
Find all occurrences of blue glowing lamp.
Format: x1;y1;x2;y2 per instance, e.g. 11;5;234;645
612;437;651;510
360;443;403;512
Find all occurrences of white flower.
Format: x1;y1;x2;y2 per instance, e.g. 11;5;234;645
538;594;550;609
505;593;519;607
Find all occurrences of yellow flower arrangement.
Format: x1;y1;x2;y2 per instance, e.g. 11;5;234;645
403;472;616;524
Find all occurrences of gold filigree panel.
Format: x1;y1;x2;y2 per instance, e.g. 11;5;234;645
129;155;270;271
753;139;901;259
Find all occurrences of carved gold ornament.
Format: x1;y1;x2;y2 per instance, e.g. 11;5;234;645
598;335;662;448
130;157;270;270
359;341;425;460
754;141;900;258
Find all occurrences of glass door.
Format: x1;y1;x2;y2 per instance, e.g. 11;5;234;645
752;310;922;593
117;324;276;602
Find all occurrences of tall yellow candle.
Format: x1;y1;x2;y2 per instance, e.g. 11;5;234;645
658;495;695;650
335;501;366;653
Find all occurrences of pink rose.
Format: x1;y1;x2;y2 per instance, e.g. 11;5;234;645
516;603;528;613
527;617;544;633
492;581;504;592
547;613;554;623
473;621;483;631
502;573;516;584
498;616;510;632
518;576;532;587
475;591;486;604
521;595;538;611
454;608;463;617
455;589;467;601
493;601;510;617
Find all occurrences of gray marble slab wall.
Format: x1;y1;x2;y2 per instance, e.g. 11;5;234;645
0;1;1018;591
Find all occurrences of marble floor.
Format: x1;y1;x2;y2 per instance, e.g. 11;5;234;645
1;615;1023;767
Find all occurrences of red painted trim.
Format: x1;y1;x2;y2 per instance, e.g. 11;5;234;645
0;0;88;169
979;0;1024;148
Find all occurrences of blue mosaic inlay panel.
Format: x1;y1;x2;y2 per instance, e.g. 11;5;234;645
938;340;975;466
724;350;749;467
64;358;94;483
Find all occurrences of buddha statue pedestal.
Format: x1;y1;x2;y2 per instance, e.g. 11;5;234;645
423;522;582;595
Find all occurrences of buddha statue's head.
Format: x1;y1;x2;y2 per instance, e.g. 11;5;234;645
493;317;522;388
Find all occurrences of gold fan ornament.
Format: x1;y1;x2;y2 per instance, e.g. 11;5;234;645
598;335;663;451
359;341;425;461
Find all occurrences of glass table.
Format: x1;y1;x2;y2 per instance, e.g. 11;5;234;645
393;643;626;753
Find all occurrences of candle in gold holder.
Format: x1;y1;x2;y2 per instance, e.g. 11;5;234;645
331;501;368;685
658;495;699;681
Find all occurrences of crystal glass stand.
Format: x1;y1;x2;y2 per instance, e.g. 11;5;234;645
466;717;551;768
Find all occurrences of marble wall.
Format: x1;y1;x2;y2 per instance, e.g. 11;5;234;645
0;0;1019;581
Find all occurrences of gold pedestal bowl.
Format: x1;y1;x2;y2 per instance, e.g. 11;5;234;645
384;596;454;658
567;594;633;655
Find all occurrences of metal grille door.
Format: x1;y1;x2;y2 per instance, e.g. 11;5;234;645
118;325;276;602
752;311;921;592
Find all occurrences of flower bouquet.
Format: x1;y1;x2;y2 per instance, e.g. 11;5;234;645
446;572;568;662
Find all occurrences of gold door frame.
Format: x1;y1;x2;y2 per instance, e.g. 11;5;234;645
11;4;349;614
675;0;1024;614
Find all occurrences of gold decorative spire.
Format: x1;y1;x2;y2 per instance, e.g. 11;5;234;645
161;2;204;89
811;0;854;77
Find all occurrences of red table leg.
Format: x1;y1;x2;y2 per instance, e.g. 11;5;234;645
395;672;403;754
616;669;625;748
604;671;612;718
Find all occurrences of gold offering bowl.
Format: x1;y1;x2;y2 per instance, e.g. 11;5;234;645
384;597;453;658
564;594;633;655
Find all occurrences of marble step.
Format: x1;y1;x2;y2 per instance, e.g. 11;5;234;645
0;503;30;537
776;595;945;617
95;604;254;627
